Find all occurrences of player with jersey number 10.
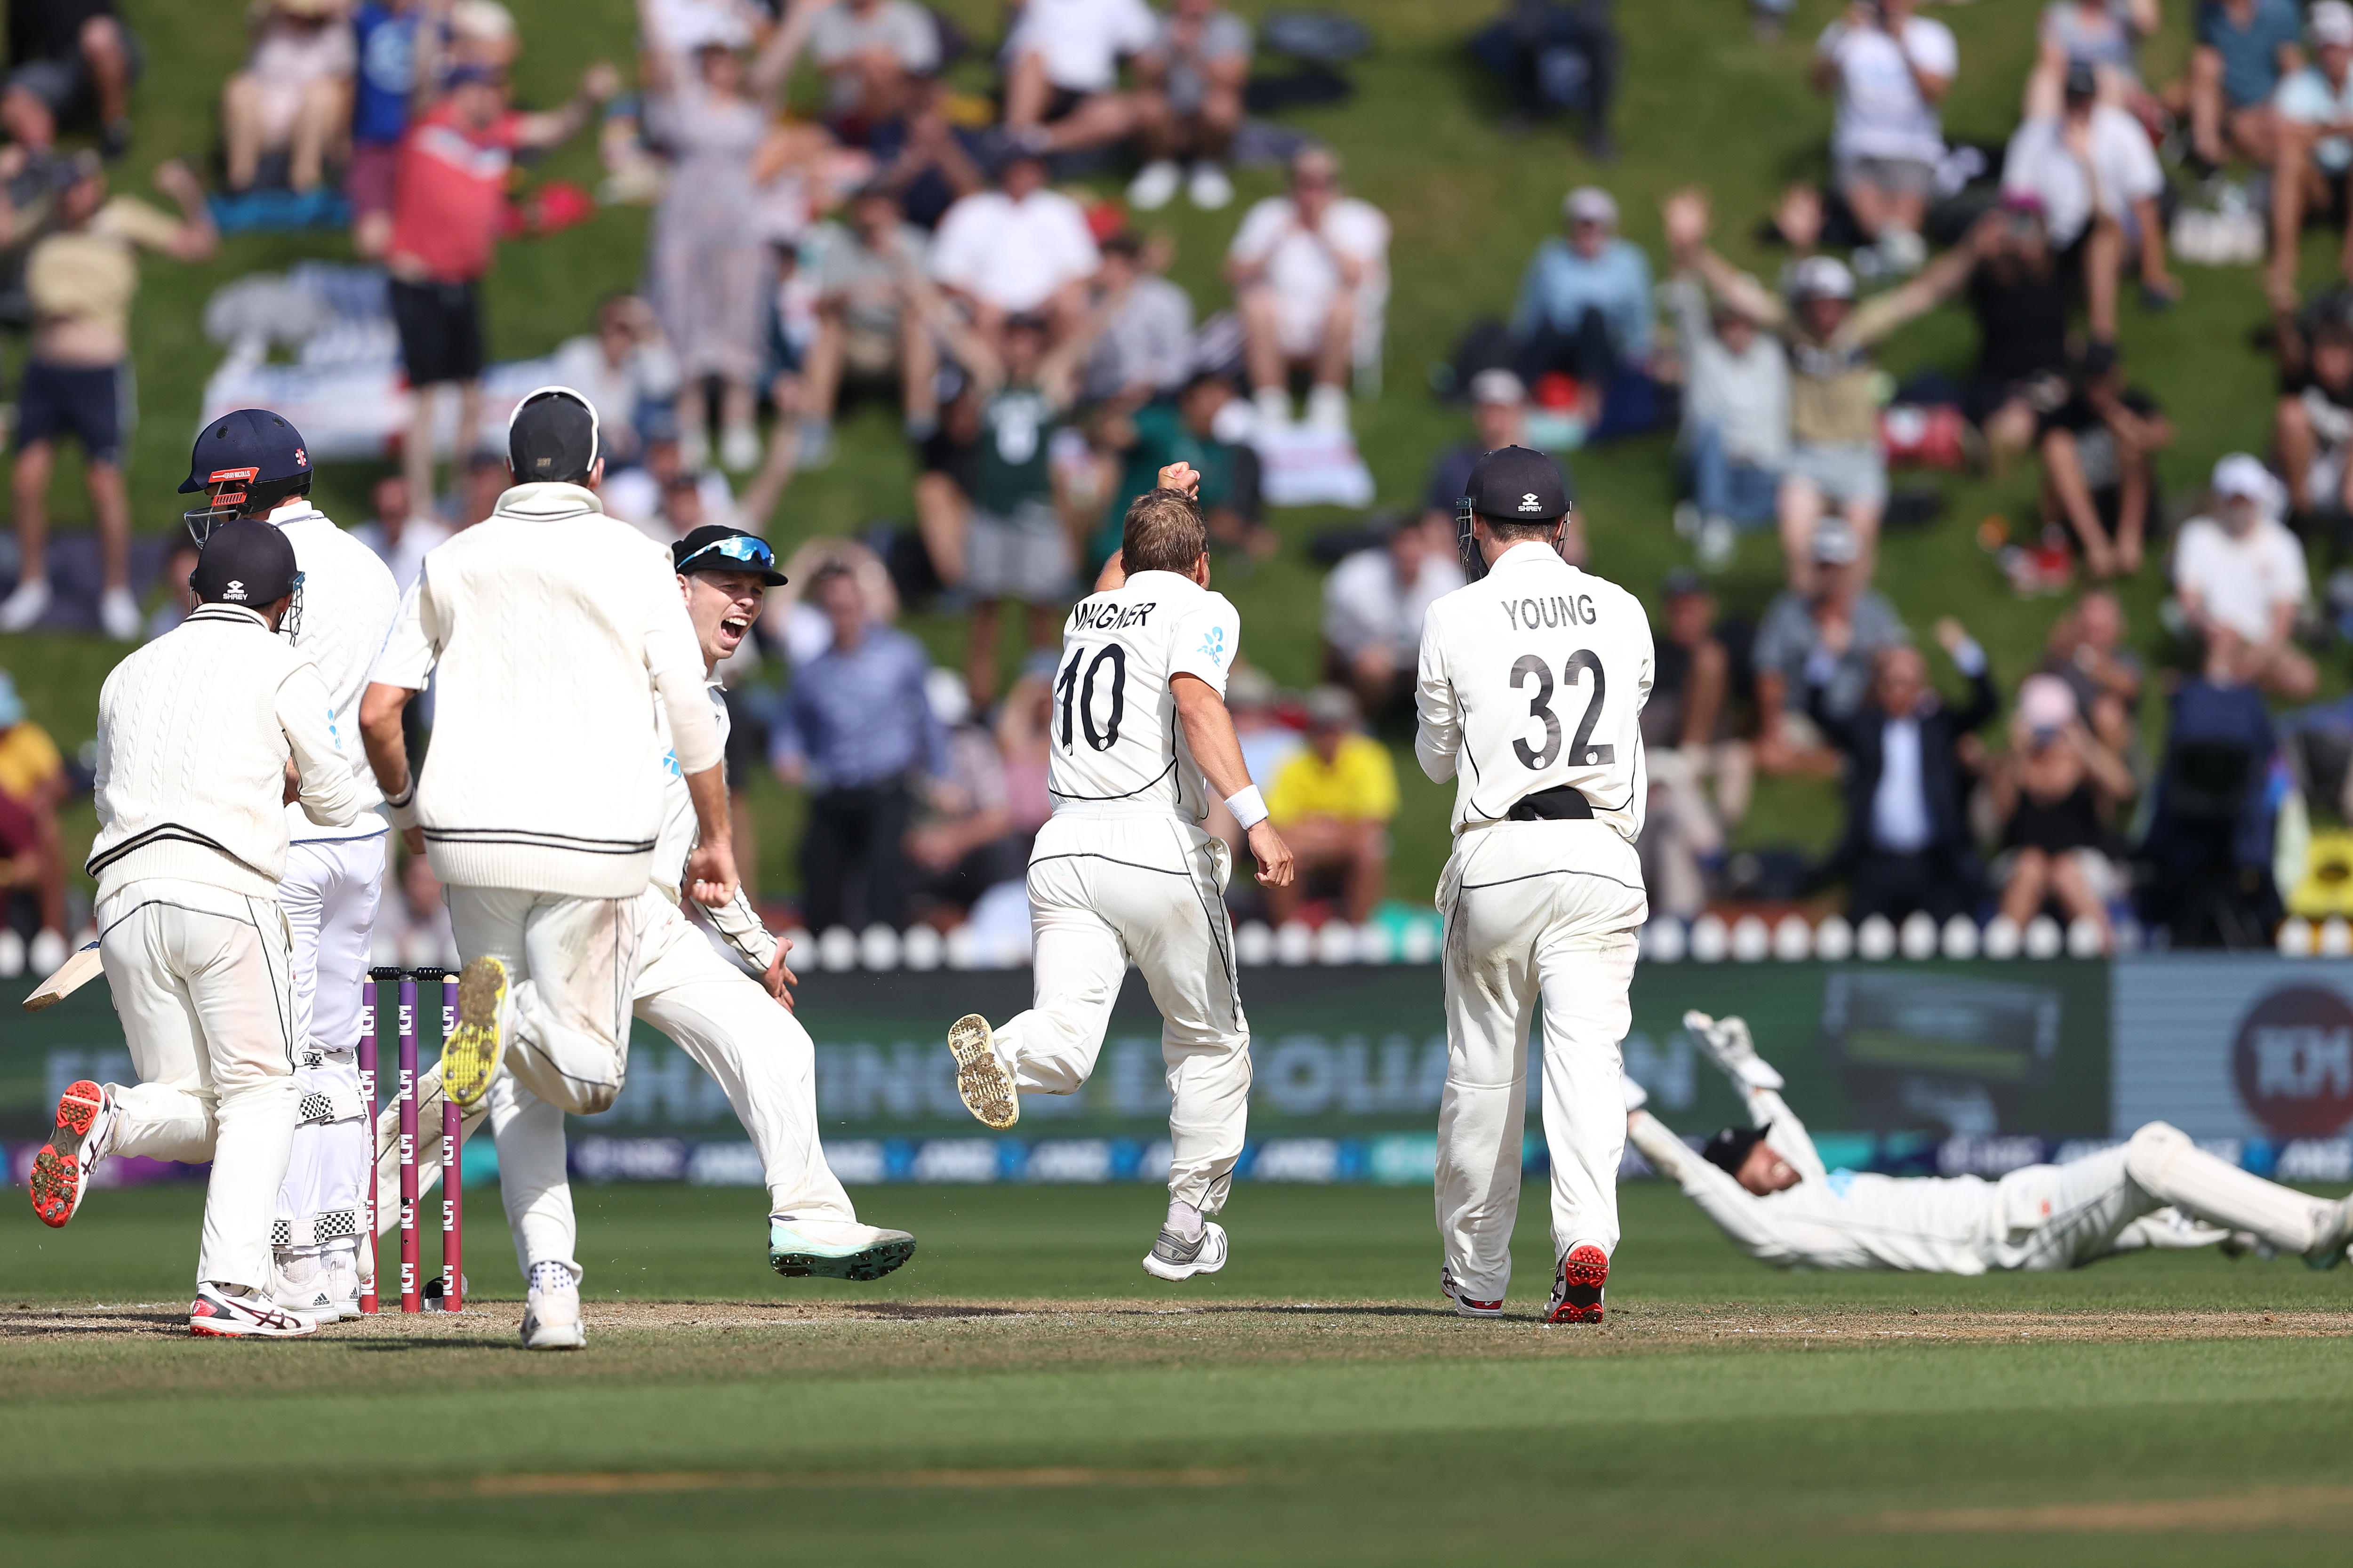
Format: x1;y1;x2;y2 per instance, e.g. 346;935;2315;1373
1416;445;1654;1326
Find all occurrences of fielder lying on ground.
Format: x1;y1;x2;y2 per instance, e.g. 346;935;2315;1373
1628;1012;2353;1274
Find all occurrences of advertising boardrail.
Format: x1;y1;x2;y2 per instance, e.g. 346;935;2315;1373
7;955;2352;1185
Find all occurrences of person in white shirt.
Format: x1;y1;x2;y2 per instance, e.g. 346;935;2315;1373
350;472;453;599
1225;145;1390;433
1321;517;1465;720
930;147;1101;343
32;519;363;1339
2269;0;2353;306
1415;446;1652;1326
1002;0;1157;155
1635;1013;2353;1274
942;468;1294;1282
1127;0;1251;213
546;294;682;470
1813;0;1956;254
359;386;734;1351
806;0;940;125
2174;452;2318;699
2001;61;2176;340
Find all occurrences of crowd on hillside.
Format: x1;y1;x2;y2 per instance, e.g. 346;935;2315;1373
0;0;2346;958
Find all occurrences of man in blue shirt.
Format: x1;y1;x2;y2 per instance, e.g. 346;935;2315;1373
2187;0;2302;169
347;0;436;258
1509;185;1654;436
770;564;948;931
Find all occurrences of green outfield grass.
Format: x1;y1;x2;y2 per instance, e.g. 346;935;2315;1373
5;1182;2350;1565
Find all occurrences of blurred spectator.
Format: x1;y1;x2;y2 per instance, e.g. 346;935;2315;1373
863;75;986;230
1945;199;2073;472
1321;519;1466;720
2173;453;2317;698
1229;665;1305;789
1417;370;1589;563
0;671;67;948
143;538;198;640
1080;231;1193;408
222;0;355;197
2004;61;2175;338
2035;343;2171;578
375;846;461;970
1986;672;2136;946
1128;0;1250;212
347;0;440;258
549;294;682;470
2274;304;2353;523
1640;571;1749;919
1470;0;1619;157
0;155;214;641
930;146;1100;342
446;447;512;528
2041;589;2144;757
771;564;947;932
1265;686;1396;925
1750;518;1907;776
766;534;900;664
905;672;1027;920
388;59;615;508
606;432;733;536
1812;621;1995;925
1511;186;1652;432
799;186;937;461
1667;257;1787;568
2181;0;2299;171
914;376;982;588
2037;0;2157;98
2137;674;2280;947
993;663;1057;839
806;0;940;137
1226;145;1390;433
6;0;137;158
1002;0;1156;156
445;0;520;71
2269;3;2353;306
351;470;452;595
1813;0;1955;256
1095;370;1265;564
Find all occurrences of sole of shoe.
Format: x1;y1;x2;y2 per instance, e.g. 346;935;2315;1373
441;958;509;1111
771;1234;918;1282
28;1080;106;1227
1545;1244;1609;1325
947;1014;1019;1129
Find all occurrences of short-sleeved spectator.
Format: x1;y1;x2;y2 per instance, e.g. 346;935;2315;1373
1419;370;1580;558
1080;231;1193;407
6;0;139;156
800;187;939;460
2274;309;2353;518
1095;373;1264;566
1225;146;1390;433
222;0;355;197
808;0;939;132
2035;344;2171;578
930;149;1100;337
1640;573;1749;920
1750;519;1908;776
1988;671;2137;949
1813;0;1955;247
347;1;439;257
2001;63;2174;337
1264;686;1395;925
2173;453;2317;698
1128;0;1251;213
1321;520;1466;721
2039;0;2155;89
1511;186;1653;436
549;294;682;469
1003;0;1157;156
2269;4;2353;305
2187;0;2301;168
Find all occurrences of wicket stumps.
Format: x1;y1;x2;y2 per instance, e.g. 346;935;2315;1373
359;967;463;1315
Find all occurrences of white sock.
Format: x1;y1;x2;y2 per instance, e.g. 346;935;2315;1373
1167;1200;1204;1241
527;1259;576;1294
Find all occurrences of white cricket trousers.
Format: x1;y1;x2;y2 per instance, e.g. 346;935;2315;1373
1435;820;1647;1302
992;812;1251;1212
96;877;302;1292
446;886;638;1280
272;836;386;1260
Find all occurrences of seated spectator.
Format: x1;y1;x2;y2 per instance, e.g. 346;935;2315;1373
1469;0;1620;157
2136;674;2280;947
1127;0;1249;212
2041;588;2145;758
2003;61;2176;340
1002;0;1156;157
142;537;198;640
0;154;214;640
1226;146;1390;433
350;471;452;595
1230;665;1305;792
1946;199;2073;471
806;0;940;140
2037;0;2157;101
1080;231;1193;409
1812;620;1996;925
548;293;682;470
2275;302;2353;525
1750;518;1908;776
2270;3;2353;306
1265;686;1397;926
1321;517;1466;720
1667;257;1788;568
2173;453;2318;698
0;671;67;951
930;146;1099;343
1987;672;2136;948
905;673;1028;921
2036;342;2172;577
862;75;986;230
1510;186;1653;435
346;0;438;259
1639;570;1751;919
1095;370;1265;564
605;430;734;537
222;0;355;196
771;563;947;932
2180;0;2300;172
1812;0;1955;258
799;186;937;459
1417;370;1591;564
444;446;512;529
6;0;138;158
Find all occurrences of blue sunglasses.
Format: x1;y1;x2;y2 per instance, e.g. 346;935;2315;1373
677;534;779;575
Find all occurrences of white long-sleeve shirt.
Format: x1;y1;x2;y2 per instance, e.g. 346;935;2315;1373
271;501;400;844
90;602;362;902
649;678;778;972
371;481;724;898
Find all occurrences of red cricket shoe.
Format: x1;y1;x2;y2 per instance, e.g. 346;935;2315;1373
1440;1264;1503;1319
28;1080;112;1228
1543;1243;1609;1325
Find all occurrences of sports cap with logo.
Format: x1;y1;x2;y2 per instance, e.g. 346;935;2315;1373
1456;445;1574;582
507;385;600;485
672;523;788;585
178;408;314;542
1701;1124;1771;1177
190;519;300;610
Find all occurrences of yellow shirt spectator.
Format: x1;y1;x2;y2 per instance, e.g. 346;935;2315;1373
1268;732;1399;826
0;721;62;804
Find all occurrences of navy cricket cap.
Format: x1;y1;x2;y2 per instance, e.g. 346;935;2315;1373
507;385;600;485
190;519;299;607
1465;445;1574;524
1701;1124;1771;1178
672;524;787;585
178;408;312;495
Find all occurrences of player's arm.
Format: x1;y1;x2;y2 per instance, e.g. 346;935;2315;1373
644;567;737;904
362;578;436;850
1412;615;1459;783
279;664;364;829
1173;673;1294;887
704;883;798;1006
1627;1108;1800;1266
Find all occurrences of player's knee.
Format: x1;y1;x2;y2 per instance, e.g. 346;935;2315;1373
2122;1120;2188;1184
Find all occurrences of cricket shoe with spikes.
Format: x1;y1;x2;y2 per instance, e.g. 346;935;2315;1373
1543;1244;1609;1325
522;1281;586;1351
190;1282;319;1338
440;956;512;1111
270;1248;353;1322
1440;1264;1503;1319
769;1219;917;1281
947;1013;1019;1128
1142;1220;1228;1281
29;1079;112;1227
1683;1010;1783;1091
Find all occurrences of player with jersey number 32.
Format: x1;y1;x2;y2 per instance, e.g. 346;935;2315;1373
1417;446;1653;1325
945;462;1293;1283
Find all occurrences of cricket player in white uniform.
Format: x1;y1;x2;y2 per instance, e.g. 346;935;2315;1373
30;520;364;1337
360;387;735;1350
944;470;1294;1280
170;408;404;1323
1416;445;1652;1325
1633;1013;2353;1273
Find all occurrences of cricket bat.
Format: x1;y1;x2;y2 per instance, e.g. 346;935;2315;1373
23;941;102;1012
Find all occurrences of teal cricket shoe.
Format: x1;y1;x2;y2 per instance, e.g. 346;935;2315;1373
768;1218;916;1281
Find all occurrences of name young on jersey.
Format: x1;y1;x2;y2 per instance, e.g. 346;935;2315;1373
1500;592;1600;631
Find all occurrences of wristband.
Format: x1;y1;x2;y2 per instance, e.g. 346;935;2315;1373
1225;785;1268;830
383;780;418;830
